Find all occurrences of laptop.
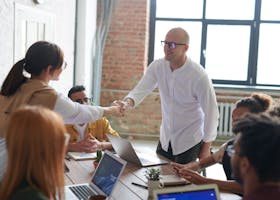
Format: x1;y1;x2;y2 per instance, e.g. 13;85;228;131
65;150;127;200
106;134;168;167
153;184;221;200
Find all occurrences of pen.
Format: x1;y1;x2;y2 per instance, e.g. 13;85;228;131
131;182;148;189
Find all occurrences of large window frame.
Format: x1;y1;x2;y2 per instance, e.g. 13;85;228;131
148;0;280;88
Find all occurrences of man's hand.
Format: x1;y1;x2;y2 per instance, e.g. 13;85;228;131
67;136;102;153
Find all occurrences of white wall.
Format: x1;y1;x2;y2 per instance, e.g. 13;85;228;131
0;0;76;95
74;0;97;96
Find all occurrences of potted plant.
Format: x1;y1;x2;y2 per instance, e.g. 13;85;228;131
93;150;102;169
145;168;162;197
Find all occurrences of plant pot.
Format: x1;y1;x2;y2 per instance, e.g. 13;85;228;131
147;180;160;197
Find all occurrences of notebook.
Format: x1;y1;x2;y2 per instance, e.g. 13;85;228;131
106;134;168;167
153;184;221;200
159;174;190;187
67;151;97;160
65;150;126;200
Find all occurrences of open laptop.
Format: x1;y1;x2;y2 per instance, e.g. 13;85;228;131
153;184;221;200
65;150;126;200
106;134;168;167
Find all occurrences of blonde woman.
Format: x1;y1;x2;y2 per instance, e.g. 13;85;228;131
0;106;67;200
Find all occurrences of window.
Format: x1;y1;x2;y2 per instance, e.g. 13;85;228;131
149;0;280;87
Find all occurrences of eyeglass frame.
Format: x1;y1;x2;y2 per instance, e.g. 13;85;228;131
75;97;93;104
161;40;187;49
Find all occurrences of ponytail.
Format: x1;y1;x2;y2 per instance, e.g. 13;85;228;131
0;59;27;96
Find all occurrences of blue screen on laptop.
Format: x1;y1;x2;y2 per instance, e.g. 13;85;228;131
157;188;218;200
92;153;123;196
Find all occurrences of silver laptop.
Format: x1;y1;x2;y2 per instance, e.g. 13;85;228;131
65;150;126;200
153;184;221;200
106;134;168;167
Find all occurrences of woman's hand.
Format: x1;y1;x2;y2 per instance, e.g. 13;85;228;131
103;105;123;117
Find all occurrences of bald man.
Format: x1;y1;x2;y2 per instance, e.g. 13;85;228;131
114;27;219;164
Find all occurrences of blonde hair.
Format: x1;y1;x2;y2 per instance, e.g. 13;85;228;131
0;106;66;200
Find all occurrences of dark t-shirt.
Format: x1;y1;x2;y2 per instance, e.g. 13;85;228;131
222;138;235;180
243;185;280;200
10;181;48;200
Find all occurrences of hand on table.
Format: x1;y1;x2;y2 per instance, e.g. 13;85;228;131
170;161;200;172
68;135;102;153
177;168;207;185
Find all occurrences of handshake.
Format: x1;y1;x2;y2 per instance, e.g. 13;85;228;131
104;98;134;117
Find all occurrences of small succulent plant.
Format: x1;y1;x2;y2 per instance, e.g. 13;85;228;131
95;150;103;162
145;168;162;181
93;150;103;169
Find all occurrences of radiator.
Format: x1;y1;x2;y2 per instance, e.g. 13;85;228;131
217;102;235;137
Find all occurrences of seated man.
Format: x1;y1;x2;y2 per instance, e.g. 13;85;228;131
231;114;280;200
66;85;120;152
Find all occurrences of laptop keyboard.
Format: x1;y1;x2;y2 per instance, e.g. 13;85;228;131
69;185;96;200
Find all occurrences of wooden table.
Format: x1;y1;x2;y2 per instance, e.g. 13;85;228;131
64;157;241;200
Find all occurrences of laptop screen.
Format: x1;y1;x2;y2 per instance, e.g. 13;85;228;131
157;188;218;200
92;153;123;196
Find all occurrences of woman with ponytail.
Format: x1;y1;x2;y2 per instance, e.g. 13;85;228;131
0;41;121;137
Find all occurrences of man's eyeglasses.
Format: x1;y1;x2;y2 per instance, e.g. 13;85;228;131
75;97;93;104
161;41;186;49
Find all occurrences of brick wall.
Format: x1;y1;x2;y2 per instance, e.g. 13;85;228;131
101;0;157;137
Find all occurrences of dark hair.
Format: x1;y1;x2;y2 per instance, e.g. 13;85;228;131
1;41;64;96
269;102;280;118
235;93;272;113
68;85;86;98
233;114;280;182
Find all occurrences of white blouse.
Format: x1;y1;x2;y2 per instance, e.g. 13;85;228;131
54;93;104;124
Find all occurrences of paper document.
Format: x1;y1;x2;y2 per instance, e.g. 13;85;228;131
68;152;97;160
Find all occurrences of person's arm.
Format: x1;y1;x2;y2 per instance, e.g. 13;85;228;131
194;74;219;158
67;136;98;153
199;141;212;159
102;106;121;116
112;63;158;113
54;93;121;124
124;62;158;108
178;169;243;194
171;154;217;172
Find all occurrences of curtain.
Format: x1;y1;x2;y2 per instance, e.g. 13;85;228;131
91;0;117;105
